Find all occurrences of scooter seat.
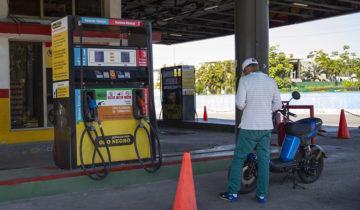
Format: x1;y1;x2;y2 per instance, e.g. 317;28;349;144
283;117;322;137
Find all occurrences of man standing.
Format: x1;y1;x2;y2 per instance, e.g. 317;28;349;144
219;58;282;203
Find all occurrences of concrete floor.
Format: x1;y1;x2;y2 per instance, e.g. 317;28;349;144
0;122;359;209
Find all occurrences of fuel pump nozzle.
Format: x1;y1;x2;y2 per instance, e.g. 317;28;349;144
133;89;146;120
137;96;146;118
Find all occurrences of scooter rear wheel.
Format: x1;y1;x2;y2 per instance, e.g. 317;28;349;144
227;156;258;194
297;150;324;183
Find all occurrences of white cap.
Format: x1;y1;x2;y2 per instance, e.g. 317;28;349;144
242;58;258;71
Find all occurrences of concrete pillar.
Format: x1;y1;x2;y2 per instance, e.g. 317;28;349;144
104;0;122;19
234;0;269;133
0;0;8;19
0;37;9;89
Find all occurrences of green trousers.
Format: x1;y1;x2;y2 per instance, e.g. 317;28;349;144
227;129;272;197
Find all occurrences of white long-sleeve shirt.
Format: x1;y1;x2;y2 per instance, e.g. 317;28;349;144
236;72;282;130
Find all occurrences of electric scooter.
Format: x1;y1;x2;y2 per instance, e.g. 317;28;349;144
235;91;327;193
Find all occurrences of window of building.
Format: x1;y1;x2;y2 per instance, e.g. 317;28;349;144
9;0;103;18
76;0;102;17
10;42;44;129
44;0;72;17
9;0;41;17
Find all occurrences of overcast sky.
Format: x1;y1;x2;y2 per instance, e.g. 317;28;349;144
152;12;360;69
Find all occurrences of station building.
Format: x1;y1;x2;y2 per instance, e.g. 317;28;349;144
0;0;127;144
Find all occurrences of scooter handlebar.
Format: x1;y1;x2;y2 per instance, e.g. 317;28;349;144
288;112;297;118
278;109;286;116
278;109;297;118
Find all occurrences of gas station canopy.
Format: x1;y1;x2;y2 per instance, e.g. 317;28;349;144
121;0;360;44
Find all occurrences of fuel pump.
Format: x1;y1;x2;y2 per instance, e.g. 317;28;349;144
51;16;162;180
161;66;195;121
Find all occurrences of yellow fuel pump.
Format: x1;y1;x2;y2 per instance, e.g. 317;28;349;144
51;16;162;180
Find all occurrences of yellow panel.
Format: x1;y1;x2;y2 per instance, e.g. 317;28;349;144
45;45;52;68
163;104;182;120
52;30;69;81
0;98;54;144
182;69;194;89
76;119;151;166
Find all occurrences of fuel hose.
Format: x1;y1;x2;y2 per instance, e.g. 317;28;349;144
78;18;111;181
133;118;162;173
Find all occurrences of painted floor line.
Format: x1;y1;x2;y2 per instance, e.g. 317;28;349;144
0;155;233;186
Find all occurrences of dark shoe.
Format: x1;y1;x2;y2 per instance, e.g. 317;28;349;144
256;195;266;204
218;192;238;202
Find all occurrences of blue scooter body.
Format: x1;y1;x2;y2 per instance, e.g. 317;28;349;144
279;118;319;162
280;135;300;162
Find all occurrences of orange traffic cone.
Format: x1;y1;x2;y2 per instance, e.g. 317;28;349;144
337;109;351;139
173;152;197;210
203;106;208;121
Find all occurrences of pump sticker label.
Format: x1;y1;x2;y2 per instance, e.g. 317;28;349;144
98;105;132;121
75;90;83;122
53;81;69;98
81;17;143;27
51;16;69;81
81;17;109;25
96;134;134;147
143;88;150;117
109;19;143;27
136;49;148;67
182;66;195;89
74;48;88;66
75;88;149;122
45;42;52;68
96;90;133;121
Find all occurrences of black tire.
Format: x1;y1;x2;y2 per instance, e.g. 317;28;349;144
227;157;258;194
297;150;324;183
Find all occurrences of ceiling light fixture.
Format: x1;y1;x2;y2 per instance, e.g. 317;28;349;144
204;5;218;11
292;2;309;7
169;33;182;37
163;17;174;21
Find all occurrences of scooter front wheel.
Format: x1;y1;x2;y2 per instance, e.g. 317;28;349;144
227;156;258;194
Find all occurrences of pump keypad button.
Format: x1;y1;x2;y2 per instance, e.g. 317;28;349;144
103;71;110;78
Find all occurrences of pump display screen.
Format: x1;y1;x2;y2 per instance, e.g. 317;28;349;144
121;52;130;63
94;51;104;62
87;48;136;66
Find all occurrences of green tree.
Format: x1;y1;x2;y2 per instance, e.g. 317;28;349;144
195;60;235;94
268;45;293;89
350;57;360;80
313;50;337;81
301;63;325;81
313;45;359;81
338;45;352;77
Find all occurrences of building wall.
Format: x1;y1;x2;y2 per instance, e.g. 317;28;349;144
0;37;9;89
0;0;8;18
0;37;54;144
0;0;54;143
